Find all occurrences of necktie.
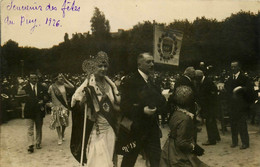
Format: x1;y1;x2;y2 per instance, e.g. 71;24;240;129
147;77;153;88
32;85;36;96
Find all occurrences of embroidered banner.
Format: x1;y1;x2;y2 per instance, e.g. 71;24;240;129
153;25;183;66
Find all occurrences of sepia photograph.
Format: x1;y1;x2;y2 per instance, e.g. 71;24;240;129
1;0;260;166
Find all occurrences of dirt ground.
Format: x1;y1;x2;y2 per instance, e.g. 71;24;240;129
1;114;260;167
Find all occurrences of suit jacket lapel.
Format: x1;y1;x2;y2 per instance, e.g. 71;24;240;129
34;84;38;97
36;84;41;97
27;84;34;96
135;71;147;86
236;73;242;81
31;83;39;98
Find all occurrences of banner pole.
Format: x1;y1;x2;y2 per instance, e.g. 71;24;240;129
153;20;156;57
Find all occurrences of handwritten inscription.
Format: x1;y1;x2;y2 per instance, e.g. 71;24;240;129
61;0;80;18
4;0;81;34
45;18;61;27
7;0;43;11
20;16;39;33
46;3;57;11
4;16;15;25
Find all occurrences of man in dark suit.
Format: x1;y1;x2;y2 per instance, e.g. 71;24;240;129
174;66;196;93
23;72;48;153
120;53;166;167
195;70;220;145
225;61;255;149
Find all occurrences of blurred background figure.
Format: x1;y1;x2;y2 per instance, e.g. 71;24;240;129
195;70;220;146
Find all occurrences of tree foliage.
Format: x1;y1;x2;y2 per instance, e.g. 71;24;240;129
1;10;259;76
90;7;111;39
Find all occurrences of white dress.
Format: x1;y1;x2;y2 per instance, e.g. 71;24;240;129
86;114;115;167
48;84;69;129
72;74;120;167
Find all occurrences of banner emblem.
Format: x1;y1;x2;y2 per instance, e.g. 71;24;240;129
154;25;183;66
158;33;178;61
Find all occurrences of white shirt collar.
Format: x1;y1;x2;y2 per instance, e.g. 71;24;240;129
234;71;240;79
201;76;205;83
138;69;149;83
30;83;37;88
30;83;37;95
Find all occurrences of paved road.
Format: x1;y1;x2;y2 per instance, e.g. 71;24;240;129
1;114;260;167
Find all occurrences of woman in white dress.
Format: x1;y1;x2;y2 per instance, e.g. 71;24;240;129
70;51;120;167
48;73;74;145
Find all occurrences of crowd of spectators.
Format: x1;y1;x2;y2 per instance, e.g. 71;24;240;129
1;67;260;132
